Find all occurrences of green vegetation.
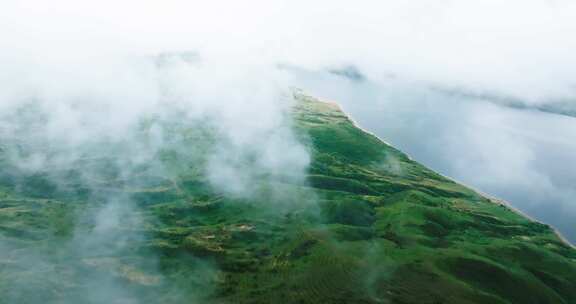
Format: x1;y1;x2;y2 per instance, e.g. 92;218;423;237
0;93;575;303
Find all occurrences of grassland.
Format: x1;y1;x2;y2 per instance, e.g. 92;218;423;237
0;93;575;303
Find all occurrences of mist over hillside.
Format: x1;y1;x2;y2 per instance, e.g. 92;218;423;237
0;54;313;303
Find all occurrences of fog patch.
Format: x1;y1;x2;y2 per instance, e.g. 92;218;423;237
0;52;311;302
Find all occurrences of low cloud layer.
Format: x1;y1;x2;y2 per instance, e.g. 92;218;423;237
3;0;576;101
0;52;308;302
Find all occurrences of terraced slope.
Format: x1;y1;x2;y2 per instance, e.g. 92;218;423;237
0;94;575;303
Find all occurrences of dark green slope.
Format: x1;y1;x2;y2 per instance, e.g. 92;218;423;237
1;94;575;304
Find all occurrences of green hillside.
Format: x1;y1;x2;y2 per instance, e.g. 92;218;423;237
1;93;575;304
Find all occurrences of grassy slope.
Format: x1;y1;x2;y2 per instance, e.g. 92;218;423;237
1;94;575;303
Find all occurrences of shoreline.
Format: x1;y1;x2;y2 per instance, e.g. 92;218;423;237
306;91;575;248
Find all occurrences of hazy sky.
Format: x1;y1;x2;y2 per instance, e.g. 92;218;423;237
3;0;576;99
1;0;575;241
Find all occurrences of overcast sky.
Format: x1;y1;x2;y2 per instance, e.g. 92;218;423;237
1;0;575;242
